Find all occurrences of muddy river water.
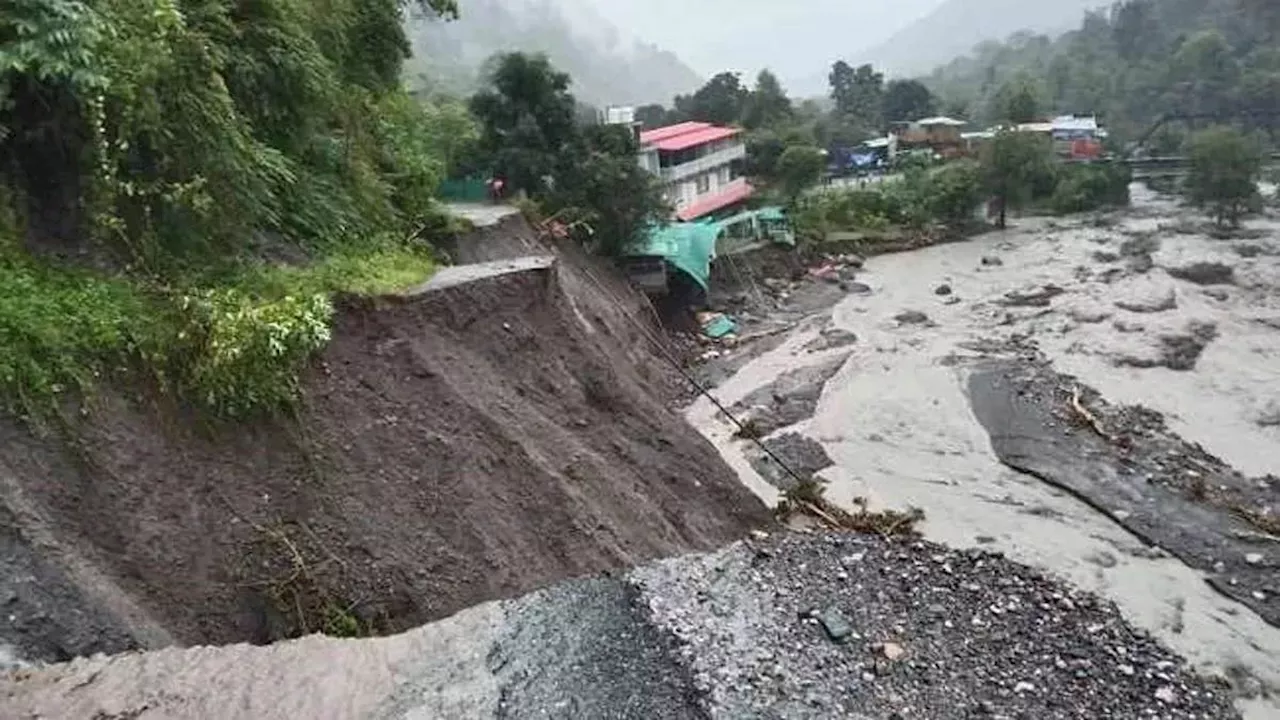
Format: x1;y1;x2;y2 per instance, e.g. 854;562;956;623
688;186;1280;718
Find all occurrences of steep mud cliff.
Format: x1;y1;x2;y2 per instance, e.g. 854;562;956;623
0;212;770;664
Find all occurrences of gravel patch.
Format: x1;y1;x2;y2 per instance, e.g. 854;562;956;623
636;532;1240;720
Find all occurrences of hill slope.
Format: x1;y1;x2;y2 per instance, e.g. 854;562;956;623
0;213;769;662
862;0;1108;76
404;0;703;106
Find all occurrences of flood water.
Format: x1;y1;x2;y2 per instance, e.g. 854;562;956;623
688;186;1280;718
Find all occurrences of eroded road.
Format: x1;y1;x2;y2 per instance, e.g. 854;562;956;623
689;187;1280;718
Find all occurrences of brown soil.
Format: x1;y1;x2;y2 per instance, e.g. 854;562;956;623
0;215;771;658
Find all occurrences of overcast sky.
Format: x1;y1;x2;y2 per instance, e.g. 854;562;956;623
573;0;949;92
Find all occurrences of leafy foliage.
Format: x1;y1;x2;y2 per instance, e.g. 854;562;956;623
1050;163;1132;214
926;0;1280;143
980;130;1055;227
0;0;456;416
883;80;937;123
673;71;749;126
775;145;826;203
470;52;667;258
550;124;669;257
1186;125;1263;226
469;52;577;196
829;60;884;138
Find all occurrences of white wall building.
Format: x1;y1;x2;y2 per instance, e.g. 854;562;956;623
637;122;752;221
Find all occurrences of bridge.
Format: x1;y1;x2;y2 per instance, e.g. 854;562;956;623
1122;153;1280;180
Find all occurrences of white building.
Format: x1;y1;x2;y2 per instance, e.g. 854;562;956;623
637;122;752;222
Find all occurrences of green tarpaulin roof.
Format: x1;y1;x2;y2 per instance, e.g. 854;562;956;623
631;206;794;291
634;222;720;291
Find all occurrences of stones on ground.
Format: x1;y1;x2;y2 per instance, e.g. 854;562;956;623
879;642;906;661
894;310;931;326
1167;261;1235;286
1202;288;1229;302
1245;553;1264;566
845;282;873;295
1155;686;1178;704
1115;288;1177;314
634;532;1240;720
804;328;858;353
817;608;854;643
934;284;953;296
981;256;1003;267
1000;284;1064;308
745;433;835;491
1093;251;1120;263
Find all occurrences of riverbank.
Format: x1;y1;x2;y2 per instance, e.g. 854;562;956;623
687;187;1280;718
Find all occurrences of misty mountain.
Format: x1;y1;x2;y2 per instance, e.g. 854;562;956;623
860;0;1110;76
404;0;703;107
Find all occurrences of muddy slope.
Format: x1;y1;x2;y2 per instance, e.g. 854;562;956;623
0;227;770;661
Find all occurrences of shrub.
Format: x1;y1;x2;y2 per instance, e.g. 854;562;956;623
923;160;984;224
176;289;333;418
1187;126;1264;227
1050;163;1132;214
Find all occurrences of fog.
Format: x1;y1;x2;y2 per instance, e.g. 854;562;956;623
576;0;946;90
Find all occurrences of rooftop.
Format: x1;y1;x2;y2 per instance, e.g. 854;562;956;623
676;180;753;221
640;122;741;152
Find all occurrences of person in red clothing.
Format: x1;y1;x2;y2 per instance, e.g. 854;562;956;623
487;176;505;204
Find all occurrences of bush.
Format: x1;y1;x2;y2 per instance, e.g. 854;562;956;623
1050;163;1132;214
1187;126;1264;227
923;160;984;224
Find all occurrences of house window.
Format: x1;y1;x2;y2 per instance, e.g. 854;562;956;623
696;173;711;195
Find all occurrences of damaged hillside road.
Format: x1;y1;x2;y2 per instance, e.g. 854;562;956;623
968;359;1280;627
0;533;1243;720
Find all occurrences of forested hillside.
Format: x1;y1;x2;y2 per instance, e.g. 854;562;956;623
861;0;1106;76
924;0;1280;144
403;0;702;106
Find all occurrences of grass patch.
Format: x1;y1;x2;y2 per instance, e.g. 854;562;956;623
0;237;437;420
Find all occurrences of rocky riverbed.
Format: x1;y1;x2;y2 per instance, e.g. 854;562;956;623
688;186;1280;719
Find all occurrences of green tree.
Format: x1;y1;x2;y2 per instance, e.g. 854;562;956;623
776;145;825;203
980;130;1053;228
924;161;984;225
676;72;748;125
991;76;1043;124
635;103;670;129
1167;30;1241;119
1186;126;1263;227
883;80;937;123
743;69;793;130
469;52;578;196
552;124;668;257
829;61;884;133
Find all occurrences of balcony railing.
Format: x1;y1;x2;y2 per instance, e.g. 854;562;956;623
660;143;746;183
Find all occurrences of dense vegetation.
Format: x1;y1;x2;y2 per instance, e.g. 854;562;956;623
0;0;461;418
924;0;1280;145
467;52;668;257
